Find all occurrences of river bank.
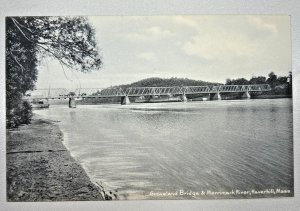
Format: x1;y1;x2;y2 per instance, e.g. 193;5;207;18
6;115;112;201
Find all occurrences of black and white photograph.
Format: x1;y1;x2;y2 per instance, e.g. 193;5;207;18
5;14;294;202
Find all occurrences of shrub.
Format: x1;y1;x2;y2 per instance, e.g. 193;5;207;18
19;101;33;124
6;100;33;128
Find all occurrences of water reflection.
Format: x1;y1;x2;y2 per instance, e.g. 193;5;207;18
69;110;77;122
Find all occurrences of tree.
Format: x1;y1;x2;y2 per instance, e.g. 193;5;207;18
277;76;288;84
225;78;232;85
249;76;266;84
268;72;277;80
6;17;102;127
266;72;278;88
288;71;292;95
228;78;249;85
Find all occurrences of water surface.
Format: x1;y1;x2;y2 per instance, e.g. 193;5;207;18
35;99;293;199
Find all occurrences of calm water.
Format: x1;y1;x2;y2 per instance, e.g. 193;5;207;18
34;99;293;199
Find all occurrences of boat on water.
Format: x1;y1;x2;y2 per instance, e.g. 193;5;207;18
30;99;50;109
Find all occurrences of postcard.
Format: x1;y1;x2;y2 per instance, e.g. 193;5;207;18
6;15;293;201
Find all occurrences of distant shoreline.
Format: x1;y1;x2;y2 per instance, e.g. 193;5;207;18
251;94;292;99
6;115;112;201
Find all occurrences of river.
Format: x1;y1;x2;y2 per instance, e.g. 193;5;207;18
34;99;293;200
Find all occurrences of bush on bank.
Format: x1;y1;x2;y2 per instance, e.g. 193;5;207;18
7;99;33;128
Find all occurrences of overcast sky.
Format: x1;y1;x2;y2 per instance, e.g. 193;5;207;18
36;15;291;89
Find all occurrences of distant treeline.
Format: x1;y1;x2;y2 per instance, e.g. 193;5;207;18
225;72;292;96
114;77;221;89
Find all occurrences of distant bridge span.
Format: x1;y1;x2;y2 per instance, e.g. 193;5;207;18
25;84;271;101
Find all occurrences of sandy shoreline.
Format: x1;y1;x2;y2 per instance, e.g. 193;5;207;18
6;115;112;201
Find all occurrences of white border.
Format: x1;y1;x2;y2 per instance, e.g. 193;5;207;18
0;0;299;210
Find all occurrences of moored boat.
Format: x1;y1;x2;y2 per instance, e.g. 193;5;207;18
31;99;50;109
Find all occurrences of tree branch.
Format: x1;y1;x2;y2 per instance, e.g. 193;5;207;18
58;60;73;82
36;43;73;69
11;18;32;42
12;18;34;33
11;53;25;74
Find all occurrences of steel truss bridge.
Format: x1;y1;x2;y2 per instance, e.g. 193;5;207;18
25;84;271;100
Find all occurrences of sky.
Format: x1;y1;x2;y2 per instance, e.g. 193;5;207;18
36;15;291;89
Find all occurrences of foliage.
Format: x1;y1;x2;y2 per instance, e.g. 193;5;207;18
116;77;221;89
7;99;33;128
266;72;277;87
225;78;249;85
6;16;102;128
249;76;266;84
19;101;33;124
288;71;292;95
225;71;292;96
69;92;76;96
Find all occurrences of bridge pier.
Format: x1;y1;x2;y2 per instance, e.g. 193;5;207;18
181;93;187;102
69;97;76;108
212;92;222;100
241;91;251;99
121;95;131;105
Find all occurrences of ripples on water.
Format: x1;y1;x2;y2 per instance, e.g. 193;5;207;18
35;99;293;199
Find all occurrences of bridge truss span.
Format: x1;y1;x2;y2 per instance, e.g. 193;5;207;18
123;84;271;96
214;84;271;93
25;84;271;100
123;86;210;96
